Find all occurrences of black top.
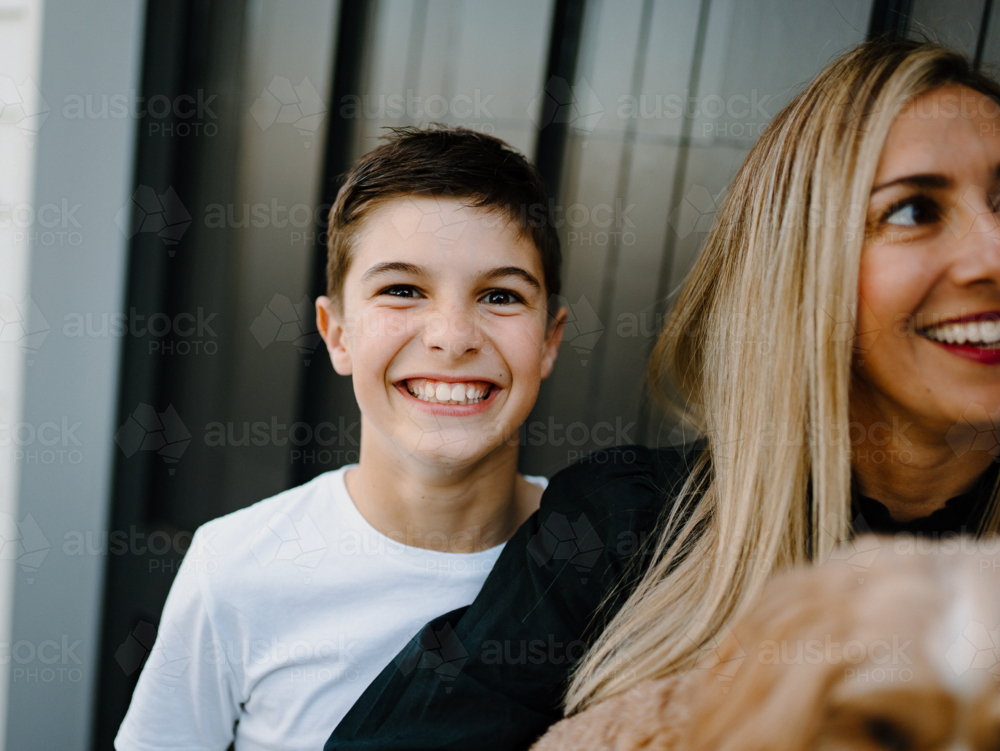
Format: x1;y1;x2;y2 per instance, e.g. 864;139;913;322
326;446;997;751
853;462;997;536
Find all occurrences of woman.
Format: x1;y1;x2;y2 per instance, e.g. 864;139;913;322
326;40;1000;750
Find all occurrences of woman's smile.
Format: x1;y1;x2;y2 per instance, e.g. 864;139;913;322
918;311;1000;364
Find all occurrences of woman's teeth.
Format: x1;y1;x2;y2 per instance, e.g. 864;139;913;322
922;319;1000;347
404;378;491;405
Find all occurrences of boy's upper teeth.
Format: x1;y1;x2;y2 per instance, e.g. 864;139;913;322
923;319;1000;346
404;378;491;404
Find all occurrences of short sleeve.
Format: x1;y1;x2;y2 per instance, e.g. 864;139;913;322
327;445;702;751
115;526;241;751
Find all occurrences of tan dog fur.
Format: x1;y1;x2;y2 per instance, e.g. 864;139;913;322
533;537;1000;751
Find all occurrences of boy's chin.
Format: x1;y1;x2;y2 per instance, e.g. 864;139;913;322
390;430;503;469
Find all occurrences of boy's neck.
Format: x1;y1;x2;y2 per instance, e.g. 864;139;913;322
343;420;542;553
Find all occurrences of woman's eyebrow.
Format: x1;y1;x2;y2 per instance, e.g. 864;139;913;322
477;266;541;290
360;261;425;282
870;173;952;194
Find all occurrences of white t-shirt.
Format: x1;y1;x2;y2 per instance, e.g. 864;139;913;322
115;465;547;751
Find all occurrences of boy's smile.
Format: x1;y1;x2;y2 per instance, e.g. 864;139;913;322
318;197;565;469
397;377;496;412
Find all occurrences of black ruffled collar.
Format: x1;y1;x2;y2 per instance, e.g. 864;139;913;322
852;463;999;536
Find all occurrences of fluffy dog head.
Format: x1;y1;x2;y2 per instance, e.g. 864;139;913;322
682;536;1000;751
533;536;1000;751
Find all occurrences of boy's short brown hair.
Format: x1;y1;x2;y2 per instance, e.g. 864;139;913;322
325;126;561;313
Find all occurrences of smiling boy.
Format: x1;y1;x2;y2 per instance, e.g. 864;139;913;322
115;126;566;751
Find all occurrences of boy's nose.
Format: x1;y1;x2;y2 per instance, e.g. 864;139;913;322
422;306;484;357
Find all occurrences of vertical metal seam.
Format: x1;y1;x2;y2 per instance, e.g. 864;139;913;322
403;0;430;124
585;0;655;421
976;0;995;70
637;0;712;442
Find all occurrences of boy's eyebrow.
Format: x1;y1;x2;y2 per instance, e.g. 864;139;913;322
478;266;541;290
360;262;426;282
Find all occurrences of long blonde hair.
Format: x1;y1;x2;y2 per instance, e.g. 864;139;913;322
566;40;1000;712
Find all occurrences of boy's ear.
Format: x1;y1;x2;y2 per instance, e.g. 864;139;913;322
316;296;353;376
540;306;567;380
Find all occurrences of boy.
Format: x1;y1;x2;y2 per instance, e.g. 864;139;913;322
115;126;566;751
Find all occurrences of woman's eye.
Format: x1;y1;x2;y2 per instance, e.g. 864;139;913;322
882;196;939;227
481;289;523;306
379;285;421;299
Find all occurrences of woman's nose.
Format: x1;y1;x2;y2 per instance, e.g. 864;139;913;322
947;187;1000;285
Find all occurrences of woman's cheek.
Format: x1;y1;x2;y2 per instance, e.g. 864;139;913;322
859;247;927;333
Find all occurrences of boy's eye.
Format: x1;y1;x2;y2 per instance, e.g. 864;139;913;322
378;285;422;299
881;196;940;227
480;289;523;306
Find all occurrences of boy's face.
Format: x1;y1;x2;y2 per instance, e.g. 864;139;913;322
317;197;565;468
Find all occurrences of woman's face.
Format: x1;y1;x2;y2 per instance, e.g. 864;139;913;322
856;85;1000;442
